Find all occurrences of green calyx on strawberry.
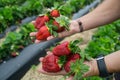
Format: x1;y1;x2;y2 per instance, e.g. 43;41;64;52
55;15;70;31
70;59;89;80
50;9;60;17
64;54;81;73
42;54;66;72
53;20;65;32
52;39;82;56
34;15;50;30
36;26;51;40
64;51;91;80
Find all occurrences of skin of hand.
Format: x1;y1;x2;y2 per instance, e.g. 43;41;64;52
30;20;80;43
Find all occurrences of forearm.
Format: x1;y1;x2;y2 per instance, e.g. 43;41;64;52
76;0;120;31
89;50;120;77
105;50;120;73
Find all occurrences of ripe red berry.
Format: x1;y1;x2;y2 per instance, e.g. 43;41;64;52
36;26;51;40
34;15;50;30
53;20;64;32
50;9;60;17
52;41;71;56
11;52;18;57
44;15;50;22
64;54;81;72
42;54;61;72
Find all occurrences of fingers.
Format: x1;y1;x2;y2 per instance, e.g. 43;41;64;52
35;39;41;43
30;32;37;36
38;68;67;76
46;51;53;55
58;31;71;38
39;51;53;62
39;57;44;62
66;75;74;80
47;36;55;40
31;21;35;24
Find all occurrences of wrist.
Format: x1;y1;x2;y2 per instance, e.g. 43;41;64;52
83;59;99;77
76;20;84;32
91;59;99;76
96;56;113;77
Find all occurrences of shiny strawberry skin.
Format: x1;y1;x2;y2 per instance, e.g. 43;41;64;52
44;15;50;21
53;20;64;32
42;54;61;72
34;15;49;30
36;26;51;40
52;41;71;56
64;54;81;72
50;9;60;17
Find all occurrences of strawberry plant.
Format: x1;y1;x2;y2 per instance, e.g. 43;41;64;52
85;20;120;58
0;0;94;34
0;23;35;61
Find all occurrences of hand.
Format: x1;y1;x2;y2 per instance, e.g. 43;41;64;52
37;51;99;80
83;59;99;77
37;51;74;80
30;20;80;43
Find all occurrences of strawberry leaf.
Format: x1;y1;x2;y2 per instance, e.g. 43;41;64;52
52;31;58;37
80;51;92;61
55;15;70;31
69;39;83;53
70;59;89;80
58;56;67;66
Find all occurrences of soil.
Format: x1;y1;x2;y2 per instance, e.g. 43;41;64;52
21;28;97;80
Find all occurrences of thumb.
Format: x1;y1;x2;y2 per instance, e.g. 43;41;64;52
66;75;74;80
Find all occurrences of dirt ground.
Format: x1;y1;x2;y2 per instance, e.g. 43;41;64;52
21;29;97;80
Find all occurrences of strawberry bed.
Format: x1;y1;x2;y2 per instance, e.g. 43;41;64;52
0;0;94;62
0;0;102;80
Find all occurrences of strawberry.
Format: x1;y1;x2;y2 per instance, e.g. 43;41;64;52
11;52;19;57
52;41;71;56
36;26;51;40
44;15;50;21
52;40;81;56
50;9;60;17
34;15;49;30
53;20;64;32
64;54;81;72
42;54;62;72
18;45;24;49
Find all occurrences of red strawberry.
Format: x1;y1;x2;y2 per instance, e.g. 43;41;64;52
52;40;81;56
34;16;44;29
52;41;71;56
34;15;49;30
44;15;50;21
64;54;81;72
42;54;61;72
50;9;60;17
18;45;24;49
11;52;19;57
53;20;64;32
36;26;51;40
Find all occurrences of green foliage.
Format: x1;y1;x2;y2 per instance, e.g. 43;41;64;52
85;20;120;58
0;0;94;33
0;23;36;60
70;59;89;80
